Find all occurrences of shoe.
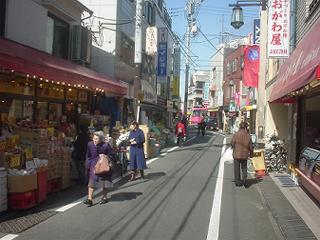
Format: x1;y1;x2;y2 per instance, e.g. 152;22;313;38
244;182;249;188
99;198;108;205
235;181;243;187
83;199;93;207
128;173;135;182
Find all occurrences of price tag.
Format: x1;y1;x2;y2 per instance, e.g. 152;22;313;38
9;154;21;168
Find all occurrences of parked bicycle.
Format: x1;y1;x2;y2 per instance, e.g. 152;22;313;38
264;133;288;173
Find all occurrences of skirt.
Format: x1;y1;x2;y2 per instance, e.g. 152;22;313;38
88;177;113;189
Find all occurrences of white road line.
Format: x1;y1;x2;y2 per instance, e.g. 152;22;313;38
206;137;226;240
0;234;19;240
167;146;179;152
186;136;196;142
146;157;159;164
56;201;82;212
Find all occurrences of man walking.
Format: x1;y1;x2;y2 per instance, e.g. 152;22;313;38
231;122;253;188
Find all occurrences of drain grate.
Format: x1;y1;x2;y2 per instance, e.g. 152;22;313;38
0;211;56;234
259;177;317;240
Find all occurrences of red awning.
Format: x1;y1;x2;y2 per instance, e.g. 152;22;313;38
269;20;320;102
0;38;127;95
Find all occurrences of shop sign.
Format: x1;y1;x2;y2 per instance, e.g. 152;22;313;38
157;96;166;107
267;0;290;58
253;19;260;44
172;76;180;98
66;88;78;101
0;76;35;96
141;79;156;103
78;90;88;102
146;27;158;56
157;28;168;83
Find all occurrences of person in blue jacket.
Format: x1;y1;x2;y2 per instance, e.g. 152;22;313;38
128;121;146;181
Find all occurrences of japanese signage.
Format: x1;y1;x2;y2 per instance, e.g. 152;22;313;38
267;0;290;58
253;19;260;44
146;27;158;56
157;28;168;83
172;47;181;98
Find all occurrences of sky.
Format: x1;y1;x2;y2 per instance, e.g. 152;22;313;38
165;0;261;99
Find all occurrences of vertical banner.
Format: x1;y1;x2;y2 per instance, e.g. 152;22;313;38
157;28;168;83
267;0;290;58
253;19;260;44
146;27;158;56
243;45;260;88
172;47;181;98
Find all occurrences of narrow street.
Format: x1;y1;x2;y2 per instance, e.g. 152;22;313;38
1;130;290;240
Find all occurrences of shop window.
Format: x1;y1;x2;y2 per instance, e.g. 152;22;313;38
37;102;48;123
0;99;34;123
304;95;320;150
0;75;35;96
48;103;62;123
46;13;70;59
0;0;6;37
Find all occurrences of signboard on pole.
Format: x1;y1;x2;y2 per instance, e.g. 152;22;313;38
172;47;181;98
146;27;158;56
253;19;260;44
267;0;290;58
157;28;168;83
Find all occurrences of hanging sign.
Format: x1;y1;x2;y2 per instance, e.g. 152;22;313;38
267;0;290;58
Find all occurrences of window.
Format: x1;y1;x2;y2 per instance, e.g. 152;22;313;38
144;2;155;26
234;58;238;72
0;0;6;37
226;63;231;75
46;13;70;59
306;0;320;17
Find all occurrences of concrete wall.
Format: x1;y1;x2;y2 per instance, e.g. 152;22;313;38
6;0;48;51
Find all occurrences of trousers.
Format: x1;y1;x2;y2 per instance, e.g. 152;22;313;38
234;159;247;184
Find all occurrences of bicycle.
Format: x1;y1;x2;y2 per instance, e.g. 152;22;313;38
115;145;129;177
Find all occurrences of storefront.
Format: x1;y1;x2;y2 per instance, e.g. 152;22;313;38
0;38;127;211
269;19;320;203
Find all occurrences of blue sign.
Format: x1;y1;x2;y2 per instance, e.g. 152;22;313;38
253;19;260;44
157;42;167;79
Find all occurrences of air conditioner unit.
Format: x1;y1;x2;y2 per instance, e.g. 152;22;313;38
71;25;92;64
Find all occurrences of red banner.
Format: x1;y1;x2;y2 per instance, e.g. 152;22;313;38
243;45;260;88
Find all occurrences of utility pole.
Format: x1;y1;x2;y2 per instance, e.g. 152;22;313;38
134;0;143;122
184;1;193;114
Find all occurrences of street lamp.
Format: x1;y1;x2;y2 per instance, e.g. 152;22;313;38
229;0;267;29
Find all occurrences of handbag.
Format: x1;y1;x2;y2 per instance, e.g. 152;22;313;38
94;154;112;176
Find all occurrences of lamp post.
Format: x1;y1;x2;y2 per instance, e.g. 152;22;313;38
229;0;267;29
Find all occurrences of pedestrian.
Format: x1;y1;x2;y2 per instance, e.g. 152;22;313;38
72;125;90;185
83;131;114;207
231;122;253;188
175;119;186;146
128;121;146;181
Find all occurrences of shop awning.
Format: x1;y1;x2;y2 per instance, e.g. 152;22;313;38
0;38;127;95
269;19;320;102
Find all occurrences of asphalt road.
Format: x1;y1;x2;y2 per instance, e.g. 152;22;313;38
9;129;284;240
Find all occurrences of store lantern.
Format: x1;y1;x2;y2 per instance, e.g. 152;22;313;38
231;5;244;29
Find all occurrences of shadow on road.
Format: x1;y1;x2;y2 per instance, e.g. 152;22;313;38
110;192;143;202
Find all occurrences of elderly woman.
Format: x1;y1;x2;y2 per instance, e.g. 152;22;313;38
128;121;147;181
83;131;113;207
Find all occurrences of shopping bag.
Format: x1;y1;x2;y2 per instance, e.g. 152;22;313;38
221;147;234;164
94;154;111;176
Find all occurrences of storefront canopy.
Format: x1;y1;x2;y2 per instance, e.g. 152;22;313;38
0;38;127;95
269;20;320;102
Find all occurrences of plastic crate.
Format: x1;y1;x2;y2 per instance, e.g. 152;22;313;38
47;178;61;193
8;190;36;210
36;169;48;203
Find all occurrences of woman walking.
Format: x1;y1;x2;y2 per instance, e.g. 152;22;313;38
128;121;147;181
83;131;113;207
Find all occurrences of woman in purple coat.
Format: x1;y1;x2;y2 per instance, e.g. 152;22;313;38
128;121;147;181
83;131;113;207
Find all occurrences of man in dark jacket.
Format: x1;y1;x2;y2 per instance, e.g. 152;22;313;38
231;122;253;188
